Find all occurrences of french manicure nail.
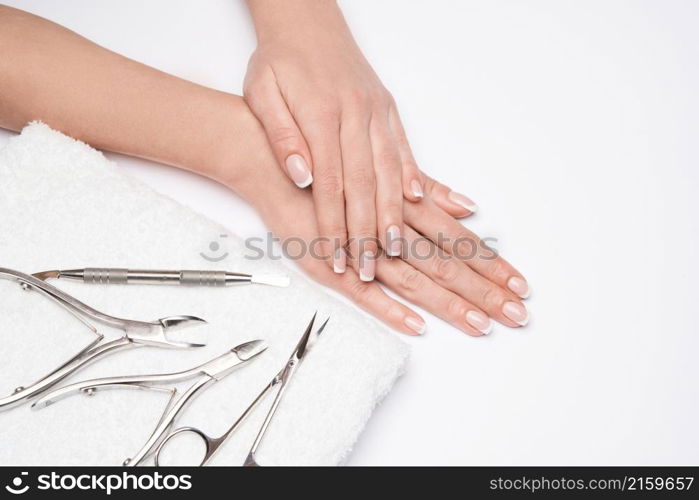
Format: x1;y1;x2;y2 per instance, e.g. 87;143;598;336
333;247;346;274
404;317;426;335
503;301;529;326
359;251;376;282
466;310;493;335
448;191;478;213
285;154;313;188
387;225;402;257
410;179;424;199
507;276;530;299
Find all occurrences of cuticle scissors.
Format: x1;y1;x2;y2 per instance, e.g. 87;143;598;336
153;312;329;466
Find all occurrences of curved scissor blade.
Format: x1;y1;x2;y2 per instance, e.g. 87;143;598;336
316;317;330;336
306;317;330;352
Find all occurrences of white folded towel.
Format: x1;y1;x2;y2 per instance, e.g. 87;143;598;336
0;122;409;466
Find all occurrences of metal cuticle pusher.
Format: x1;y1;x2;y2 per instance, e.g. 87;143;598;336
32;268;290;288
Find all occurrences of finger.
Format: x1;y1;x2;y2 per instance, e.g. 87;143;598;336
404;198;531;301
370;113;404;257
387;104;478;216
375;252;490;336
422;172;478;218
244;74;314;188
341;114;378;281
299;109;348;273
302;257;425;336
401;226;527;328
388;104;423;202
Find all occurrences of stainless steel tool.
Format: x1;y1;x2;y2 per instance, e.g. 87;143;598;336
33;268;290;288
33;339;267;466
152;312;328;466
0;267;207;410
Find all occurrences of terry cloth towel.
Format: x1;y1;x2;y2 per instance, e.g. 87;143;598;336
0;122;409;466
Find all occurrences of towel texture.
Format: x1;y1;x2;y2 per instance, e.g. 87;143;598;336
0;122;409;466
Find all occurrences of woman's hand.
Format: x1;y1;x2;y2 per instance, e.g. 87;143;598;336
243;0;479;280
223;108;529;336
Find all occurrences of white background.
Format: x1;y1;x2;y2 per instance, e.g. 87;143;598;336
1;0;697;465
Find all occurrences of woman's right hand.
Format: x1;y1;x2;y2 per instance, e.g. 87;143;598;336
220;108;530;336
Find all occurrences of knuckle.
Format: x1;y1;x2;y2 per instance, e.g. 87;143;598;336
319;220;347;240
446;296;466;318
382;88;395;104
346;168;376;192
387;305;406;323
432;257;459;282
486;259;510;279
308;96;341;120
268;126;300;148
381;200;403;218
348;279;373;302
370;88;392;108
413;238;432;259
345;87;372;109
422;175;437;194
375;147;401;171
242;80;260;101
350;225;378;249
243;81;272;109
316;172;344;197
402;158;420;173
480;286;502;310
455;233;478;259
399;268;423;292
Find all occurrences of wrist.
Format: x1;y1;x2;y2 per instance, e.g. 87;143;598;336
246;0;348;45
193;93;279;211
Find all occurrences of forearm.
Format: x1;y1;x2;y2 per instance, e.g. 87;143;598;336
0;6;257;189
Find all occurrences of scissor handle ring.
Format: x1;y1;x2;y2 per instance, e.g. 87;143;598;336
154;426;212;467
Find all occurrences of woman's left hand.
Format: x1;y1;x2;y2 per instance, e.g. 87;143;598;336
243;0;479;281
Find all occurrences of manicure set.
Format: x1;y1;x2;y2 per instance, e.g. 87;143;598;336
0;266;327;466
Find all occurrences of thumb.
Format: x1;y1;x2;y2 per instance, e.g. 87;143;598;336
244;79;313;188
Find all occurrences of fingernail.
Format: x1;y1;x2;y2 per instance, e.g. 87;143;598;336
333;247;346;274
410;179;424;199
359;251;376;282
404;316;426;335
387;225;402;257
503;301;529;326
466;310;493;335
507;276;530;299
285;154;313;188
448;191;478;213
